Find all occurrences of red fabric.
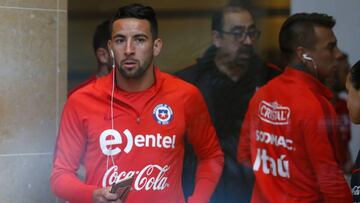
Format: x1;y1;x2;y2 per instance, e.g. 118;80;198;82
266;62;282;72
333;97;352;170
51;67;224;203
67;75;97;98
238;68;352;203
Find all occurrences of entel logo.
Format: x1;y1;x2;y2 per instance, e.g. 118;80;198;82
258;101;290;125
99;129;176;156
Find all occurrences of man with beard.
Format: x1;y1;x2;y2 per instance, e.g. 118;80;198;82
51;4;223;203
176;5;281;203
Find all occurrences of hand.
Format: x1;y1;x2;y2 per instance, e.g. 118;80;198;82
92;187;122;203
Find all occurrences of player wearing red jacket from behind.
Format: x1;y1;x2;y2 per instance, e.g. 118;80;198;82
237;13;352;202
51;4;223;203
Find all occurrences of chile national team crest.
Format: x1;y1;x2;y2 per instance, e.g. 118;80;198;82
153;104;173;125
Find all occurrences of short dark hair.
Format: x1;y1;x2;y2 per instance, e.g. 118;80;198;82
110;3;158;39
279;13;336;59
350;60;360;90
92;20;111;52
211;5;254;32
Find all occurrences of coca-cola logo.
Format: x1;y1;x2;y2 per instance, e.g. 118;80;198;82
102;164;171;191
258;101;290;125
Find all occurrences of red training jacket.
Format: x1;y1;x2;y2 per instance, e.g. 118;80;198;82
51;67;224;203
67;75;97;98
238;67;352;203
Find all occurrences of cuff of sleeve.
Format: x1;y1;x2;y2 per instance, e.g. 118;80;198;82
187;195;209;203
82;185;98;203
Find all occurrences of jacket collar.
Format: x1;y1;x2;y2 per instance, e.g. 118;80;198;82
284;67;333;100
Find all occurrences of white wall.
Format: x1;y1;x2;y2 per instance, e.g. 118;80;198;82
291;0;360;161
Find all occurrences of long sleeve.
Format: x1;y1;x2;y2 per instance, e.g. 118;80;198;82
237;108;252;167
50;99;97;203
184;87;224;203
303;99;352;202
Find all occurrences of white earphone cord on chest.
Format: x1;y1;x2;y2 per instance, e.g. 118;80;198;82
106;60;116;174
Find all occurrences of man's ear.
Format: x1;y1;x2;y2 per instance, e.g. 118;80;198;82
153;38;163;56
212;30;222;48
96;48;109;64
295;46;307;63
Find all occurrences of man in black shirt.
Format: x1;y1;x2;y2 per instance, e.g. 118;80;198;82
176;5;281;203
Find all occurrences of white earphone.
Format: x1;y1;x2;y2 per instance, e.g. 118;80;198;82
302;53;318;73
110;49;115;69
302;53;313;61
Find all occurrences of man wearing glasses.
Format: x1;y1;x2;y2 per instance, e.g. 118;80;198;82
176;5;281;203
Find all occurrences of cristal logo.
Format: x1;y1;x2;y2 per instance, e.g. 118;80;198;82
102;164;170;191
99;129;176;156
253;148;290;178
258;101;290;125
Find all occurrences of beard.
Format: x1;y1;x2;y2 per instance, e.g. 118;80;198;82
118;57;153;79
234;45;255;65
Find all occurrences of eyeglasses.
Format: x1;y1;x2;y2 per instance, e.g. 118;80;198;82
221;29;261;41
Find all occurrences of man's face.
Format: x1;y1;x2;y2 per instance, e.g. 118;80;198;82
108;18;160;79
309;26;341;81
216;10;258;66
346;74;360;124
326;55;349;91
336;56;350;90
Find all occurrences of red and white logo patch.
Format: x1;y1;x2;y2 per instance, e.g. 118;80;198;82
153;104;173;125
